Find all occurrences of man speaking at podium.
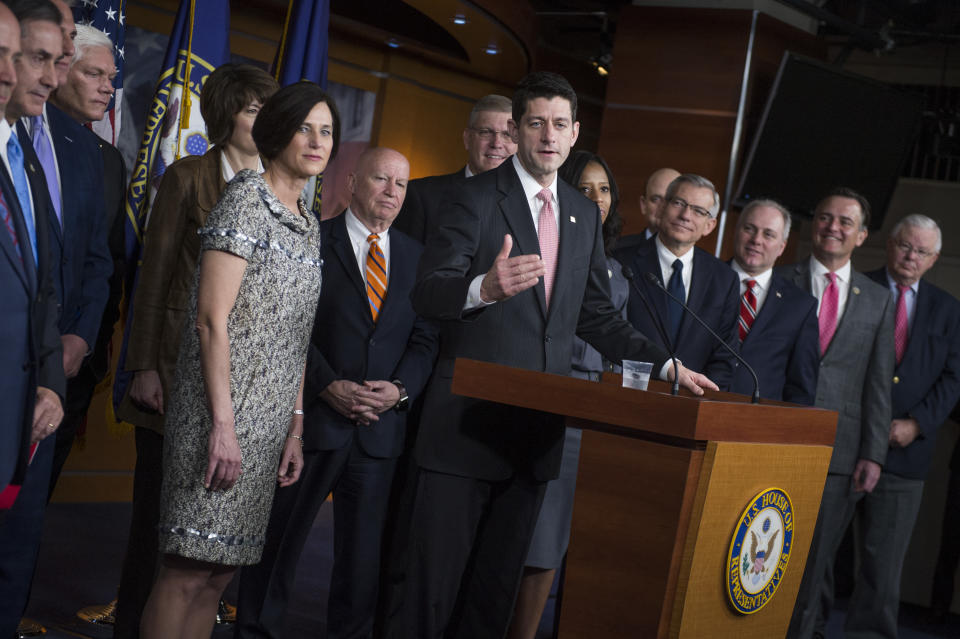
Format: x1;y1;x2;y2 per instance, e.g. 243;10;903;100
386;71;717;639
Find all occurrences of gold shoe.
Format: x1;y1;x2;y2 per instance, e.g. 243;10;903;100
216;599;237;624
15;618;46;637
76;598;116;624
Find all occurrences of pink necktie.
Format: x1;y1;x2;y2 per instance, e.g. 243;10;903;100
819;272;839;356
536;188;559;306
738;279;757;342
894;284;909;364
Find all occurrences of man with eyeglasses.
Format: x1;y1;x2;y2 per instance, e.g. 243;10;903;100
615;173;740;389
615;167;680;252
780;187;894;639
843;214;960;639
393;94;517;242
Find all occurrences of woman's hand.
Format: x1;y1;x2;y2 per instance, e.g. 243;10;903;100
205;424;242;491
277;436;304;487
130;369;164;413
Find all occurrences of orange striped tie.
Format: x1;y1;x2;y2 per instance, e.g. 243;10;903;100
366;233;387;321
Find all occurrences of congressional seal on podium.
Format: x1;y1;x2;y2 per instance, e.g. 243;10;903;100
725;487;794;614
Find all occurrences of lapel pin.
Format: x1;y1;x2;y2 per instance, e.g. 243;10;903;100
853;286;861;295
64;136;73;143
28;163;35;173
775;291;782;298
569;216;576;223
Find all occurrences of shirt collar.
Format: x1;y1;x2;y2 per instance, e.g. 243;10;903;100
810;255;851;284
464;164;474;178
655;234;694;268
344;206;388;242
220;149;265;183
731;260;773;291
512;154;558;205
884;268;919;295
0;118;12;148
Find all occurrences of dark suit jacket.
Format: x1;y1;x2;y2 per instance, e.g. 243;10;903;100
87;139;127;381
411;159;670;482
614;239;740;390
19;106;111;350
392;168;465;244
302;214;438;458
866;268;960;479
0;150;64;489
779;259;894;474
729;267;819;404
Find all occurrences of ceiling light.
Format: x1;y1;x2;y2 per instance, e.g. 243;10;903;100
386;38;401;49
484;43;499;55
451;14;469;25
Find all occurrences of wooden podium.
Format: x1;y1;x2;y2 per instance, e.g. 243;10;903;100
450;358;837;639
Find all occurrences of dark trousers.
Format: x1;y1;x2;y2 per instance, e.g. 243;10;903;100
47;366;99;500
933;467;960;613
113;427;163;639
0;435;54;635
382;469;546;639
236;439;399;639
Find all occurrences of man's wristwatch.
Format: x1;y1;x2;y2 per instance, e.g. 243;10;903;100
392;380;409;412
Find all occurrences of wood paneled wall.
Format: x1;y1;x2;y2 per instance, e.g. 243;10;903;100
598;6;823;257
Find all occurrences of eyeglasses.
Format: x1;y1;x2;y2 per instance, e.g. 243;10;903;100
893;239;935;259
470;128;513;143
668;197;711;219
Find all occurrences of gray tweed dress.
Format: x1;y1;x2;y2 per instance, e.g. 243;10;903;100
157;170;322;566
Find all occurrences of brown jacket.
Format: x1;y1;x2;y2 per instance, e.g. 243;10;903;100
116;148;225;433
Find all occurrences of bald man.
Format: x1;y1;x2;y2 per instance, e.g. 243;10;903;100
236;148;439;639
616;167;680;252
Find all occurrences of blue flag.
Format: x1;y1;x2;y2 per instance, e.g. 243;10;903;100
274;0;330;216
113;0;231;415
274;0;329;88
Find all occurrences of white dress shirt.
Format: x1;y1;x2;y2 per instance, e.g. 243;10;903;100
731;261;774;312
655;235;694;303
344;207;390;285
0;119;36;228
810;256;852;321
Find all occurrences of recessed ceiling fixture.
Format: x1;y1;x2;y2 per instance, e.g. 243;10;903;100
451;14;469;26
484;43;499;55
386;37;401;49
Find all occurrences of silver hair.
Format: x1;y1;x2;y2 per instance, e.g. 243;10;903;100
665;174;720;218
739;198;792;242
71;24;114;69
467;94;511;127
891;214;942;253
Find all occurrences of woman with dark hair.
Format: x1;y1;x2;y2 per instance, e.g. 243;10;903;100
509;150;629;639
140;82;340;639
113;62;279;637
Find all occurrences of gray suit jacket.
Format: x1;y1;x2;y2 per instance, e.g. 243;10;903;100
779;258;894;474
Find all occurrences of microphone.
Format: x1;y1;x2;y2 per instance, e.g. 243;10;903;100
643;272;761;404
621;265;680;395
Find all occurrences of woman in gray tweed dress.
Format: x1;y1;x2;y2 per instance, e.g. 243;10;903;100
140;82;340;639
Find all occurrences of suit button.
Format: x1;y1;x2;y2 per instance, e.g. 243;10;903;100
893;376;900;384
544;336;552;343
369;338;376;346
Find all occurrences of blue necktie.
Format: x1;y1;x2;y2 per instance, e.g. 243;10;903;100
7;133;36;266
667;258;685;345
30;115;61;227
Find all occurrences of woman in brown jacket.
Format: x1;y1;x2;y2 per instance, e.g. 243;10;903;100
111;63;278;638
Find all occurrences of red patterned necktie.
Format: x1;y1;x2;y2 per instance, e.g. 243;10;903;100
818;272;839;356
894;284;909;364
535;188;558;307
365;234;387;322
0;191;22;264
738;279;758;342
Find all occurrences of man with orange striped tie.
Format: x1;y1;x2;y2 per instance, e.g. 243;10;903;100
236;147;438;639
